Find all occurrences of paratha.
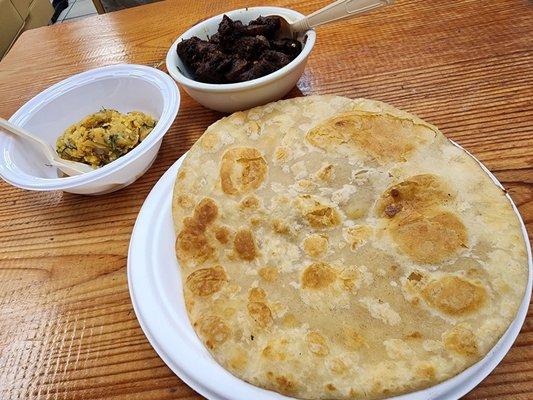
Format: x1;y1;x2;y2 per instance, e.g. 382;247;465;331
172;96;528;399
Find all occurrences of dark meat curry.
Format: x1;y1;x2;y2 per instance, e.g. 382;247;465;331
176;15;303;84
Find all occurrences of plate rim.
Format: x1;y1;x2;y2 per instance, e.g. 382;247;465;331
128;141;533;400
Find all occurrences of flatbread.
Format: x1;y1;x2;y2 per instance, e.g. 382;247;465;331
172;96;528;399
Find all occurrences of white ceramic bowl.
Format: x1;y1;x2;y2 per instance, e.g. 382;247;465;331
0;64;180;195
166;7;316;113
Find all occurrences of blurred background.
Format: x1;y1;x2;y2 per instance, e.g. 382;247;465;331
0;0;162;59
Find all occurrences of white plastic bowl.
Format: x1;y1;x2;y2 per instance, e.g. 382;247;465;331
0;64;180;195
166;7;316;113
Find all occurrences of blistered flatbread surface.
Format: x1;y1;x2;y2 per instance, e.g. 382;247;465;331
172;96;528;399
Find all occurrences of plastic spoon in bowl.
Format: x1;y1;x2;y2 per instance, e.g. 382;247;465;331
273;0;393;39
0;118;94;176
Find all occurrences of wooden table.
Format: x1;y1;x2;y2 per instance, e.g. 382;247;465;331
0;0;531;398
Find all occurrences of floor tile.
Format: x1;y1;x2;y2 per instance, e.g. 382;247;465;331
63;14;97;23
64;0;97;19
57;0;76;22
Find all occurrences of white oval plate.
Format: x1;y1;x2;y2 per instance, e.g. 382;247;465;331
128;144;532;400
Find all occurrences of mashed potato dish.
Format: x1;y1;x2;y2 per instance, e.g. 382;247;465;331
56;109;156;167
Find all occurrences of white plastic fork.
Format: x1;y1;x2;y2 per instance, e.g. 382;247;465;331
274;0;393;39
0;117;94;176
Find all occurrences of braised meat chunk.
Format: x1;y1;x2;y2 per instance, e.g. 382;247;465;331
176;15;302;84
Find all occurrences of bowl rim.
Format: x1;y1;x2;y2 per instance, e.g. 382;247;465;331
165;7;316;93
0;64;180;191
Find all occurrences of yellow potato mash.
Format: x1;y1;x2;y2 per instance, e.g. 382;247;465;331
56;109;156;167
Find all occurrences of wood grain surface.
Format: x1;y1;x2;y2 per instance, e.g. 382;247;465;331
0;0;531;399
